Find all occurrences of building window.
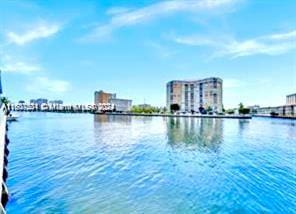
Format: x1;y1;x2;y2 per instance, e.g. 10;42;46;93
213;94;217;104
213;80;217;88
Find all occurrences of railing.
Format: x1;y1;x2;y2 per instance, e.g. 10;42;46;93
0;105;8;214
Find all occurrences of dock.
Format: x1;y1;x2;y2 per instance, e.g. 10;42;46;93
0;105;9;213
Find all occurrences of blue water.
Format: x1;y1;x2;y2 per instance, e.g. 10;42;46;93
6;113;296;213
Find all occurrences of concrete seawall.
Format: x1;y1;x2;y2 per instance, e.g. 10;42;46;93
96;112;252;119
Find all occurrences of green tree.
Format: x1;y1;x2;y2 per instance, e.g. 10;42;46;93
206;106;213;112
170;104;180;112
227;109;235;115
163;107;167;113
1;97;9;105
238;103;250;115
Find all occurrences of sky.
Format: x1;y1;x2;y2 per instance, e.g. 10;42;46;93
0;0;295;108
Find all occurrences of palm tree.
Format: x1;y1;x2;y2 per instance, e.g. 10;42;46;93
1;97;9;105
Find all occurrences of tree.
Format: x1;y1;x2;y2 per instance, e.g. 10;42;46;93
240;108;250;114
1;97;9;105
163;107;167;113
239;103;244;111
206;106;213;112
227;109;235;115
238;103;250;115
199;106;206;114
170;104;180;112
222;105;226;113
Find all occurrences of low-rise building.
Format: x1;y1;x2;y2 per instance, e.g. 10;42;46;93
49;100;63;105
256;93;296;117
109;98;132;112
30;98;48;106
286;93;296;105
94;90;132;112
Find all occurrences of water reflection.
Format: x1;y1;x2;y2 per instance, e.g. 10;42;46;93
94;114;132;124
166;117;223;152
238;119;250;135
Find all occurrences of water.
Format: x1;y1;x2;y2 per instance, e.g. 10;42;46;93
6;113;296;213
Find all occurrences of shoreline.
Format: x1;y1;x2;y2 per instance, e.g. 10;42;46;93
13;111;296;120
95;112;252;119
253;115;296;120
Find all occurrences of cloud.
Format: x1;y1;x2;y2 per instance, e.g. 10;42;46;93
0;54;41;74
2;62;41;74
82;0;239;41
6;22;61;45
106;7;131;15
172;30;296;58
26;77;71;93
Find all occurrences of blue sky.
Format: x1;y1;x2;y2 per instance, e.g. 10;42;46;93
0;0;295;108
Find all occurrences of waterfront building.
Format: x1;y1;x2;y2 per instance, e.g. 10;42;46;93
286;93;296;105
248;105;260;114
94;90;132;112
49;100;63;105
166;77;223;113
94;90;116;104
30;98;48;106
109;98;132;112
256;93;296;117
256;105;295;117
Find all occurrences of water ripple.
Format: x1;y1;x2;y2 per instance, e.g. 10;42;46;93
5;113;296;213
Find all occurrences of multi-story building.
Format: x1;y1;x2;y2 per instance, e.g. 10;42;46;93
286;93;296;105
94;90;132;112
109;98;132;112
166;77;223;113
94;90;116;104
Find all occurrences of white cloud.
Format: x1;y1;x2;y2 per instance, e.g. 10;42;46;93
82;0;239;41
0;54;41;74
2;62;41;74
27;77;71;93
172;30;296;58
106;7;130;15
172;35;221;46
7;22;61;45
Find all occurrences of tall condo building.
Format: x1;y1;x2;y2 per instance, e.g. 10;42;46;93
166;77;223;113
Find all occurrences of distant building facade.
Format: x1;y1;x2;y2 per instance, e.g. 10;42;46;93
30;98;48;106
94;90;116;104
49;100;63;105
109;98;132;112
256;93;296;117
286;93;296;105
94;90;132;112
138;104;152;109
166;77;223;113
257;105;295;117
